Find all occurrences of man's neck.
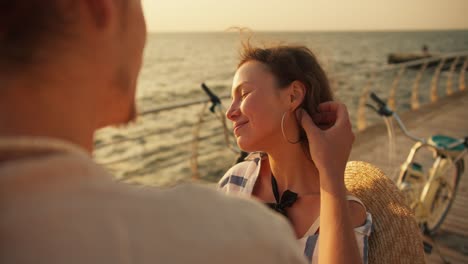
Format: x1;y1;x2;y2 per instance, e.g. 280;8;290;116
0;84;97;153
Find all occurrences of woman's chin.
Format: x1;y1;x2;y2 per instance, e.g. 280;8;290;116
236;136;259;153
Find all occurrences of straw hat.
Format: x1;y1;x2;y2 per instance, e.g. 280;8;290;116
345;161;425;264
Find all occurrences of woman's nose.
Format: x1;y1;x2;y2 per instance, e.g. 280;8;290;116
226;102;240;121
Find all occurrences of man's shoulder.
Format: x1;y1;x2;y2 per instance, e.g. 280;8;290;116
125;183;306;263
130;182;273;222
120;183;273;234
1;156;306;264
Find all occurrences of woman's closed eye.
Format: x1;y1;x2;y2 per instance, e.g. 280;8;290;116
241;91;251;99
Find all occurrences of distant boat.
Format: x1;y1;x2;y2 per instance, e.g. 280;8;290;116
387;53;432;64
387;52;467;71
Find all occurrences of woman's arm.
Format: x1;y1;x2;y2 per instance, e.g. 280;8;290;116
318;173;362;264
297;103;362;264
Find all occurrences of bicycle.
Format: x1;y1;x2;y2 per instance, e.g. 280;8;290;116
366;92;467;236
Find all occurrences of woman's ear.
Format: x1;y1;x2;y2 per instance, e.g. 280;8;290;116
289;81;306;111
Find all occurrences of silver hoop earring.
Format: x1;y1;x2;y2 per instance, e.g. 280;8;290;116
281;111;301;144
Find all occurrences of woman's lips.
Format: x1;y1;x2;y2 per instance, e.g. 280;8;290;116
233;121;248;135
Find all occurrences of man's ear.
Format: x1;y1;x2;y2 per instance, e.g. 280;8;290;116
83;0;114;29
289;81;306;111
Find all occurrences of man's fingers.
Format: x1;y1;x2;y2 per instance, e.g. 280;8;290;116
318;102;350;126
317;101;339;113
296;109;320;137
312;112;336;125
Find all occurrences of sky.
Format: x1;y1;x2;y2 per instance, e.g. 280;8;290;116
142;0;468;32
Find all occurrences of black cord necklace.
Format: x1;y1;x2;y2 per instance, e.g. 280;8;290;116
265;174;298;219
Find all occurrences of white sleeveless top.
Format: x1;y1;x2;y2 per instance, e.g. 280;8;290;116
218;152;372;264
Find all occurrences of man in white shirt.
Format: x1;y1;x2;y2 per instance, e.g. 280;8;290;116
0;1;306;263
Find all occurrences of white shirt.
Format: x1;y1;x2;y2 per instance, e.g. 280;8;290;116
0;137;307;264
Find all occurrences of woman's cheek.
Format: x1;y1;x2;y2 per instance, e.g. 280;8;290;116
239;100;249;118
240;95;258;116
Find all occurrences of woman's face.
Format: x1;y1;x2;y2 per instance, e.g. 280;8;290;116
226;60;291;152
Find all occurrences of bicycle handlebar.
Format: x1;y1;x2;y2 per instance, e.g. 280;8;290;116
367;92;426;143
201;83;222;113
370;92;386;108
368;92;394;117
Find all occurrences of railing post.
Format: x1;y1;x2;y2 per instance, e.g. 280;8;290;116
387;66;406;110
446;57;459;96
411;62;428;110
459;56;468;91
357;74;374;131
430;58;446;103
190;102;208;180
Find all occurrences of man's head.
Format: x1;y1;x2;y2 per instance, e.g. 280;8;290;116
0;0;146;132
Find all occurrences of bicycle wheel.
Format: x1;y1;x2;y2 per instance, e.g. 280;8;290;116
424;159;464;235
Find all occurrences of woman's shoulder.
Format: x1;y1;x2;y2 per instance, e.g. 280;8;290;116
353;211;373;237
217;152;264;193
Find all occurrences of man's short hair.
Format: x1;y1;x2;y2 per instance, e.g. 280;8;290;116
0;0;74;71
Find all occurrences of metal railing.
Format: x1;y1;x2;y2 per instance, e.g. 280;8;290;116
354;52;468;131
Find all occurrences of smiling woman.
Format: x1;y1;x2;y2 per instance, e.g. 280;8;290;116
219;41;370;264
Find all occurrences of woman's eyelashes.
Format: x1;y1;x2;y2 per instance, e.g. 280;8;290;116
240;90;251;99
231;88;252;102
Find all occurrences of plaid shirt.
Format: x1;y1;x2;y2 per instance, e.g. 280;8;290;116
218;152;372;264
